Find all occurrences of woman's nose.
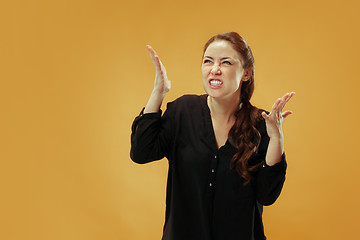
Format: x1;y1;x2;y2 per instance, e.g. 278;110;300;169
211;65;221;75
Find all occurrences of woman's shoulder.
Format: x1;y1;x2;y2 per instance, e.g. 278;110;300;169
164;94;207;118
171;94;206;104
167;94;207;109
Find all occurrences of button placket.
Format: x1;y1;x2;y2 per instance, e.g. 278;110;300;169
209;154;218;188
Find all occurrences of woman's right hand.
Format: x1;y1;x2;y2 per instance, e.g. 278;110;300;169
147;45;171;96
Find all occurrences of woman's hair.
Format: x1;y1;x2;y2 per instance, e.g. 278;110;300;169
203;32;263;185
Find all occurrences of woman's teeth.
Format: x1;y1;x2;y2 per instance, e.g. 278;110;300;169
210;80;222;86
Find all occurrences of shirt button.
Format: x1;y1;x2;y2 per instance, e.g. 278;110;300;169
214;155;217;159
211;169;215;173
209;183;212;187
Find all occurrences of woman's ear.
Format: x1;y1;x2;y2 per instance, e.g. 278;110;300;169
242;68;252;82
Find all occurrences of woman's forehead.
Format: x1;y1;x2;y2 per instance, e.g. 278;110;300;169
204;40;240;59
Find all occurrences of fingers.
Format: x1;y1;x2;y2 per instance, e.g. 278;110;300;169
279;92;295;112
267;92;295;119
271;92;295;114
147;45;162;72
147;45;158;58
279;92;295;118
146;45;156;61
261;111;269;120
282;110;293;119
270;98;282;114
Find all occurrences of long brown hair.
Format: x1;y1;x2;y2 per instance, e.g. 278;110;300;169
203;32;263;184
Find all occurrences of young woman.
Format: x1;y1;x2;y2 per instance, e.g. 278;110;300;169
130;32;295;240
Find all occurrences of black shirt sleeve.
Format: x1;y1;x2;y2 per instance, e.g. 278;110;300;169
252;118;287;206
130;103;175;164
255;153;287;206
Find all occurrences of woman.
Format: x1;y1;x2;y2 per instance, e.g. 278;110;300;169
130;32;295;240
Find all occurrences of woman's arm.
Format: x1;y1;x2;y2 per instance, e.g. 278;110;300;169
261;92;295;166
255;153;287;206
130;46;172;164
130;109;173;164
144;45;171;113
254;92;294;205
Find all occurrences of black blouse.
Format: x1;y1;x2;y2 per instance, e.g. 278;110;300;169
130;94;287;240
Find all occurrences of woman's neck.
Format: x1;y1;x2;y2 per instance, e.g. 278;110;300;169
207;94;241;124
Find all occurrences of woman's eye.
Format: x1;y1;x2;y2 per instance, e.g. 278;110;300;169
223;61;232;65
203;59;212;64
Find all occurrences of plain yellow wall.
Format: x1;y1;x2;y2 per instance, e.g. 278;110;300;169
1;0;360;239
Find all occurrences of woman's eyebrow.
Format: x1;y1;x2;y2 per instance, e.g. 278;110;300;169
204;56;233;60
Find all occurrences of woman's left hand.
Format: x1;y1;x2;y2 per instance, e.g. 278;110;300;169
262;92;295;139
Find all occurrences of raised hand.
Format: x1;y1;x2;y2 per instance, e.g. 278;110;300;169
143;46;171;114
261;92;295;139
261;92;295;166
147;45;171;97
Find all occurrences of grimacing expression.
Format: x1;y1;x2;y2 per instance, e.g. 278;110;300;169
202;40;249;100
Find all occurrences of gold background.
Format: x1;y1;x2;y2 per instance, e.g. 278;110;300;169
1;0;359;239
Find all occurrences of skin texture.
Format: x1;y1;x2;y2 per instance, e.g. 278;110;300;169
201;41;248;101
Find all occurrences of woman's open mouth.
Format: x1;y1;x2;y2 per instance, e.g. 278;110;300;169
209;79;223;88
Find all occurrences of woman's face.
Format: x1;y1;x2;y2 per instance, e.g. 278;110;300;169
202;40;247;100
